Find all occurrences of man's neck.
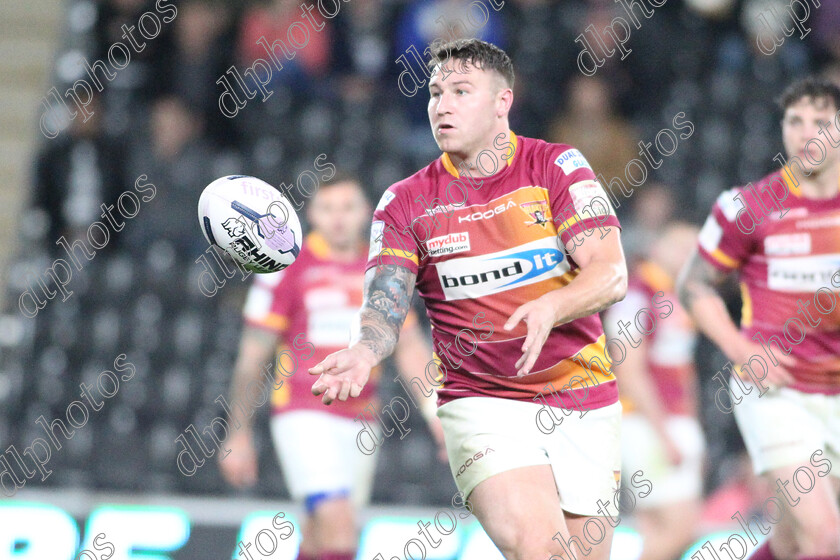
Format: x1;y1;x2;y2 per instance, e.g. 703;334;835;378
447;129;513;178
793;162;840;200
328;241;362;262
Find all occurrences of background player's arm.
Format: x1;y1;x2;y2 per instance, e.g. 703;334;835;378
612;337;682;464
310;264;416;404
676;250;793;384
676;250;741;358
228;326;280;432
219;325;279;488
505;227;627;375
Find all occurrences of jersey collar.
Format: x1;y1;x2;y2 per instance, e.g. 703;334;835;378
441;131;518;178
780;164;840;197
637;261;673;293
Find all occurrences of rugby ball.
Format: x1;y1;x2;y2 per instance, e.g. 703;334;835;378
198;175;302;273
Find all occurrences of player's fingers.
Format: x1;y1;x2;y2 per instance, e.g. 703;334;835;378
519;328;549;375
309;353;338;375
311;376;327;396
504;304;530;331
337;379;352;401
349;382;363;398
321;384;337;405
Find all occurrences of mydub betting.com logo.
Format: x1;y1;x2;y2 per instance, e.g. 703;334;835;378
437;238;569;301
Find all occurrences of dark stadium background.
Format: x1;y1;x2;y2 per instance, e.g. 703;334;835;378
0;0;837;558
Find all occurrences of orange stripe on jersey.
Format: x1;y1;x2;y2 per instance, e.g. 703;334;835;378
567;334;615;386
740;282;753;328
441;132;519;178
637;261;673;293
555;214;584;235
781;166;803;198
256;313;288;331
379;248;419;264
709;248;739;268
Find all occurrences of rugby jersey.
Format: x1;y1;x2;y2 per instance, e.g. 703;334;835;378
698;168;840;393
367;133;622;409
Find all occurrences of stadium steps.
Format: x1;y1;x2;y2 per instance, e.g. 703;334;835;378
0;0;63;309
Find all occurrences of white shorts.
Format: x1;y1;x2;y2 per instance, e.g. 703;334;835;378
437;396;622;516
621;414;705;508
270;410;377;508
732;382;840;477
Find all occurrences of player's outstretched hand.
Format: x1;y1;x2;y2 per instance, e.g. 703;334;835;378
219;429;258;488
504;295;559;376
309;345;377;405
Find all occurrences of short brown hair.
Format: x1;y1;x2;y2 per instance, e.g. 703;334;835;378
778;76;840;113
426;38;514;88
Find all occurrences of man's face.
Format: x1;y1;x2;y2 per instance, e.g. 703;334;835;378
307;182;370;251
782;96;840;175
428;59;507;157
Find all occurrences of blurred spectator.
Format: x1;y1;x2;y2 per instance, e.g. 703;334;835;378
618;183;676;264
238;0;332;92
330;0;394;103
94;0;175;101
504;0;581;137
32;94;127;248
548;75;638;182
124;96;217;256
160;0;239;149
393;0;506;59
810;1;840;65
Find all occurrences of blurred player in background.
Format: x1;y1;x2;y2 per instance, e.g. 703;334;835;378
605;222;703;560
678;77;840;560
310;39;628;560
220;175;440;560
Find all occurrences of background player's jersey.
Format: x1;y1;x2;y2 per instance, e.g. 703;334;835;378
605;261;698;415
244;232;393;419
367;133;621;410
698;168;840;393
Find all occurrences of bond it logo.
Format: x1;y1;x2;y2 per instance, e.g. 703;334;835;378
437;238;570;300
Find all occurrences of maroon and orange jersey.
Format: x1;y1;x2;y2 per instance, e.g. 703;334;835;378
366;133;621;410
697;168;840;394
244;232;417;418
606;262;698;416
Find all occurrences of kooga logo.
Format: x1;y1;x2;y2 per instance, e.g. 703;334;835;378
437;239;570;301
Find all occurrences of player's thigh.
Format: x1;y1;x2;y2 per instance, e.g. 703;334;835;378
621;414;705;509
271;410;372;501
439;397;621;558
468;464;568;558
732;384;837;477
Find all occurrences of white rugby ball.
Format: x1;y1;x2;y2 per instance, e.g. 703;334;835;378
198;175;302;273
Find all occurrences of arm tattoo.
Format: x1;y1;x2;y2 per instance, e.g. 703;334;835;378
676;250;730;311
356;264;416;361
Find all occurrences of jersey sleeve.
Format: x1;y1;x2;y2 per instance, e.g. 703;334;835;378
544;145;621;246
242;269;293;333
365;187;420;274
696;188;754;271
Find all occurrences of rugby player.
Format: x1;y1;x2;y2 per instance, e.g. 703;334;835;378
310;39;628;560
678;77;840;560
605;222;703;560
219;175;439;560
